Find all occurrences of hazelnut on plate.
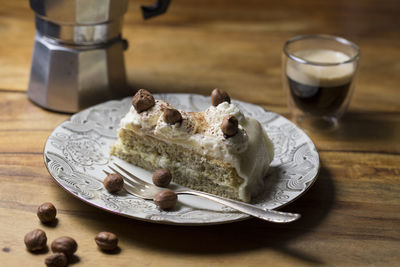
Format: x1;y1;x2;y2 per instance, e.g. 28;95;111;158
104;173;124;193
152;169;172;187
154;190;177;210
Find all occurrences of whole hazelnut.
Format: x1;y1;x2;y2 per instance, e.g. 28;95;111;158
37;202;57;223
132;89;155;113
221;115;238;137
24;229;47;252
45;253;68;267
51;236;77;258
152;169;172;187
154;190;177;210
163;108;182;124
104;173;124;193
94;232;119;251
211;88;231;106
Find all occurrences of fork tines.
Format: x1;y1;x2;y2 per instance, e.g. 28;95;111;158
107;163;151;188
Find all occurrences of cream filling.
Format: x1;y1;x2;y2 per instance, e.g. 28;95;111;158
119;101;274;200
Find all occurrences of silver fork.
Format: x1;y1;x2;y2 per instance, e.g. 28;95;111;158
104;163;301;223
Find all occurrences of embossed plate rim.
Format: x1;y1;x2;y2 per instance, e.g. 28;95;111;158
43;93;320;225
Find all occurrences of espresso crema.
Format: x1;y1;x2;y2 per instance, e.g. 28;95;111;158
286;49;355;115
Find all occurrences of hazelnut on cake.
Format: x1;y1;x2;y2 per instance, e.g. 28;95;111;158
110;89;274;202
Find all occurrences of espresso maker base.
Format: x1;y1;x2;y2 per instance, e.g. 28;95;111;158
28;33;127;113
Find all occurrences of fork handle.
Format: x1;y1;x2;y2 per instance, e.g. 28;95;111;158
176;190;300;223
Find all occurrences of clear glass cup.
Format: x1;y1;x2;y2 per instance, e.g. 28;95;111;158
282;34;360;131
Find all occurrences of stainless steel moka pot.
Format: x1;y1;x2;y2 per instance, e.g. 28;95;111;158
28;0;170;113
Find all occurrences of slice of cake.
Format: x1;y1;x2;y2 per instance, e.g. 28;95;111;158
110;89;274;202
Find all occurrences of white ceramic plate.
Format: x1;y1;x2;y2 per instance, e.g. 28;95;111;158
44;94;319;225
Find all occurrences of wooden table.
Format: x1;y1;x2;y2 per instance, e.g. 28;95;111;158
1;0;399;266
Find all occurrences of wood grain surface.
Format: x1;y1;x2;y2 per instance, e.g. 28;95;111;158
1;0;399;266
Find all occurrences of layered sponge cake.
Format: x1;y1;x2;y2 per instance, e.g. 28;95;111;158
110;89;274;202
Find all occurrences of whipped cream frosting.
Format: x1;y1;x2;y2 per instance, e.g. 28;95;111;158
120;100;274;200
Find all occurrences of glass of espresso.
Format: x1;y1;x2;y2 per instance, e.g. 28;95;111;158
282;35;360;131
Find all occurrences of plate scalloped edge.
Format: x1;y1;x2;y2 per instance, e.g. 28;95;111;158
43;93;319;225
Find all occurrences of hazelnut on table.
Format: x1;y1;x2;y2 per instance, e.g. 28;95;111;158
45;253;68;267
51;236;77;259
95;232;119;251
24;229;47;252
37;202;57;223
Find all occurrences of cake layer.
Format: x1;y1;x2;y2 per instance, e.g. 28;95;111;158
111;128;246;201
111;90;274;202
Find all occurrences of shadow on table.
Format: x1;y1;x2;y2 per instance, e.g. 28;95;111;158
84;163;335;265
318;111;396;141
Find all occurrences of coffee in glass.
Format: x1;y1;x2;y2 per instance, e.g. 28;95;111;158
282;35;360;131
